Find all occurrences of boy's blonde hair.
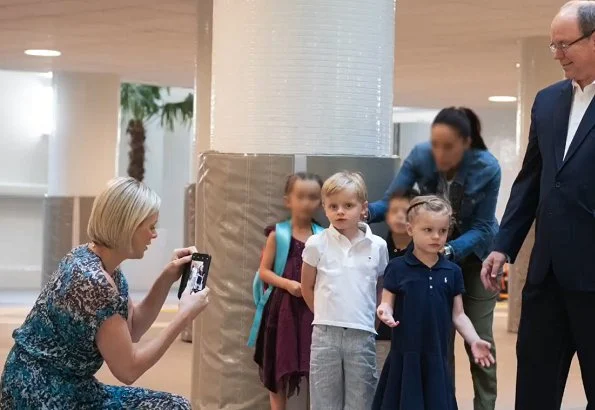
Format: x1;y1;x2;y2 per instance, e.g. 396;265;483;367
406;195;452;223
322;171;368;203
87;177;161;251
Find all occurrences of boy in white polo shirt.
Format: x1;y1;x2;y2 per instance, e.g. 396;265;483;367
301;171;389;410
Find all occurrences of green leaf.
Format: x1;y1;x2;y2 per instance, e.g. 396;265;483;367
121;83;194;132
160;93;194;131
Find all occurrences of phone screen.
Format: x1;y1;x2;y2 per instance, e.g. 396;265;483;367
178;253;211;299
188;258;206;293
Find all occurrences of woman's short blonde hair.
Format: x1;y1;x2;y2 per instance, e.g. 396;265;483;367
322;171;368;203
87;177;161;250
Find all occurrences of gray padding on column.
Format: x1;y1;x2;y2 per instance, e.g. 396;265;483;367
41;197;74;287
191;153;292;409
79;196;95;244
306;155;400;238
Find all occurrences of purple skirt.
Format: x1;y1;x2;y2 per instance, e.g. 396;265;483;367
253;228;313;397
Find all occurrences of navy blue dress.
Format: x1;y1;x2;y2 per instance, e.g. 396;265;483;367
0;245;190;409
373;250;465;410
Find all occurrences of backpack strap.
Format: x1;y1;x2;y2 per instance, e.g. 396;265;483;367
273;220;292;275
247;220;292;347
247;220;324;347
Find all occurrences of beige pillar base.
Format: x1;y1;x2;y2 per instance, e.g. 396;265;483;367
181;183;197;343
507;224;534;333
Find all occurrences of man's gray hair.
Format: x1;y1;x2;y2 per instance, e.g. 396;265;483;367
562;1;595;36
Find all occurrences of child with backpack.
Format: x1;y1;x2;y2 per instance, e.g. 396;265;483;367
248;172;324;410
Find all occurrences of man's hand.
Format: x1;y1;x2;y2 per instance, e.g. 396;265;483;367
481;251;507;292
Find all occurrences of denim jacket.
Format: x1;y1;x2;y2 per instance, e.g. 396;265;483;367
368;142;501;262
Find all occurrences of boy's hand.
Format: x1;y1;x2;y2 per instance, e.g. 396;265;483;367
377;303;399;327
471;339;495;368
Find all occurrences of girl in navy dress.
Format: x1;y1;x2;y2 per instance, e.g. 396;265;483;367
373;195;495;410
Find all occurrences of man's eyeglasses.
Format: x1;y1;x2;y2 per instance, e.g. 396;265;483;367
550;29;595;54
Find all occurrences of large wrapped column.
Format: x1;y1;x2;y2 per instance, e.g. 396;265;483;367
41;72;119;286
507;37;562;332
192;154;399;409
191;0;396;408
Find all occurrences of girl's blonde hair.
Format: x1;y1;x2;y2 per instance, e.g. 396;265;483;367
406;195;452;223
87;177;161;251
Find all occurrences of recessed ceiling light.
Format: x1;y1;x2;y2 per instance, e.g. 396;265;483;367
25;49;61;57
488;95;517;103
516;63;521;68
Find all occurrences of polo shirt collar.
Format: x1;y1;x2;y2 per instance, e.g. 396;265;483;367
328;222;373;244
404;247;451;270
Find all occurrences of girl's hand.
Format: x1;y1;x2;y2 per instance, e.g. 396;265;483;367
377;303;399;327
286;280;302;297
471;340;495;368
161;246;197;284
179;286;210;322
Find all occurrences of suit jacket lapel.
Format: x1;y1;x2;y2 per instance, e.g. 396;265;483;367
562;89;595;168
554;81;573;170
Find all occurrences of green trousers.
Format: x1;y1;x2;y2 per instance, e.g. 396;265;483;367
449;255;498;410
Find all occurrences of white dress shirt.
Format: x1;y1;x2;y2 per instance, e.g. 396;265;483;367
565;80;595;159
302;223;389;334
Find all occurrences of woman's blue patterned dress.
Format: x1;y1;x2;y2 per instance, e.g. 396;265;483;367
0;245;190;409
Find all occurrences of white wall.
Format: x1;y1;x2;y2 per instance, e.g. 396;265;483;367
478;107;518;220
0;70;51;289
0;71;51;187
0;68;194;292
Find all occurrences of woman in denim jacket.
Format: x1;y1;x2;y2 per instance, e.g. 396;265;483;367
369;107;501;410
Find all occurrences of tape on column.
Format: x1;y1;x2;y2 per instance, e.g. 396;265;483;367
294;155;307;173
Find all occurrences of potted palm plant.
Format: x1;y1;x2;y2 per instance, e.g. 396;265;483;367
120;83;193;182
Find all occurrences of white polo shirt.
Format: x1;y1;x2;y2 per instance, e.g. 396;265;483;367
302;223;389;334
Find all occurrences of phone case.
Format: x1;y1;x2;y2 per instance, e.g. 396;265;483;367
178;253;212;299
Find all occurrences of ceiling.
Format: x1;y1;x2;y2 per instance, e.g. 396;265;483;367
0;0;566;108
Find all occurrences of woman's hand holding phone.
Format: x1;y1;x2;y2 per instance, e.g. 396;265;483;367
162;246;199;284
179;286;210;323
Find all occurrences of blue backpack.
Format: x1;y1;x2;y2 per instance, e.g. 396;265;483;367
247;219;324;347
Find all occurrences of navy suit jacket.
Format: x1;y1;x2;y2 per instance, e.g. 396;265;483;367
495;79;595;291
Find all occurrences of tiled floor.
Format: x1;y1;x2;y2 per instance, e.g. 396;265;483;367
0;294;588;409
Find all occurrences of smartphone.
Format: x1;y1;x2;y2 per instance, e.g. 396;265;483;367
178;252;212;299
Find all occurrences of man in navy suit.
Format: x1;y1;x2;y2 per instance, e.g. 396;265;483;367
481;1;595;408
